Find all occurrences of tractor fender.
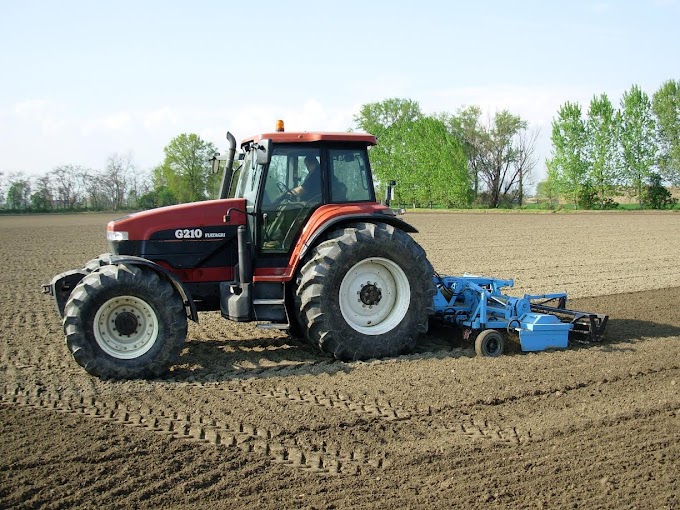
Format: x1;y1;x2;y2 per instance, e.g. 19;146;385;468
94;254;199;323
43;268;90;318
296;212;418;265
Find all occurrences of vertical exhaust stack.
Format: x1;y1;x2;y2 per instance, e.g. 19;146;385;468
219;132;237;199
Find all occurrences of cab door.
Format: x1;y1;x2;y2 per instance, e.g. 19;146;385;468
258;145;323;255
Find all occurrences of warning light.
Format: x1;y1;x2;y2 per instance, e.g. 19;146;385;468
275;119;284;132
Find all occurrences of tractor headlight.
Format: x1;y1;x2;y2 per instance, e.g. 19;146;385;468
107;231;129;241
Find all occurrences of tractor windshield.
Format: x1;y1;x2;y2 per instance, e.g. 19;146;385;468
229;149;260;208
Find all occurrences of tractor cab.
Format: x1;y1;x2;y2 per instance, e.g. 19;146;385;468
223;124;378;257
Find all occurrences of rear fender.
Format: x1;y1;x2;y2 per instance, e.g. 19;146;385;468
254;205;419;282
288;212;417;281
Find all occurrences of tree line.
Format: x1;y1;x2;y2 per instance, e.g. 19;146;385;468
0;134;218;213
543;80;679;209
2;82;677;213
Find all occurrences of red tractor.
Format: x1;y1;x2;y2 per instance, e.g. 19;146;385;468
44;123;435;379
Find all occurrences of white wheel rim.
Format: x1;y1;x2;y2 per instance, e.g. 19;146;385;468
338;257;410;335
93;295;159;359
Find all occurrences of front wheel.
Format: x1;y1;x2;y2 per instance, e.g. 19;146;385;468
296;222;435;361
63;264;187;379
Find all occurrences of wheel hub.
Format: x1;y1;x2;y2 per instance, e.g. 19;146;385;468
114;311;139;336
93;295;159;359
338;257;410;335
359;282;382;306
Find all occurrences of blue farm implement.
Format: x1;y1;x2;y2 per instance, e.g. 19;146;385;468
431;274;608;357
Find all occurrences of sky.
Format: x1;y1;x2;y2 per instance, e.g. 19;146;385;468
1;0;679;186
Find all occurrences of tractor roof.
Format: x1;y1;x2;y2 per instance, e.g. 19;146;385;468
242;131;376;146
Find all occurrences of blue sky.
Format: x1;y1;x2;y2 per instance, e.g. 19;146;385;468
1;0;678;184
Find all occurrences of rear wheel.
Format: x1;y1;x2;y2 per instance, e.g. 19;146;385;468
296;222;434;361
63;264;187;379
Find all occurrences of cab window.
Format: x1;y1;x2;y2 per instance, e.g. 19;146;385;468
329;149;373;202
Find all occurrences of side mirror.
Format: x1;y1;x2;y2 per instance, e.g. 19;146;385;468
385;180;397;206
256;139;272;165
210;152;221;174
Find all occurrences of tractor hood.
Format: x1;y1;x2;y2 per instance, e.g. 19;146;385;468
106;198;247;262
107;199;247;242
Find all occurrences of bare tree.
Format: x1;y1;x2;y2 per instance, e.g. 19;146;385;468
499;128;539;206
31;173;53;210
102;152;134;210
54;165;84;209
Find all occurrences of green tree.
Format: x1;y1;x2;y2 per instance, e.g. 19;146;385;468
536;159;560;208
549;102;589;207
652;79;680;184
6;175;31;210
642;172;676;209
137;186;178;210
353;98;423;137
397;117;470;207
354;100;470;208
441;106;484;198
353;99;424;205
585;94;620;207
159;134;218;203
620;85;657;206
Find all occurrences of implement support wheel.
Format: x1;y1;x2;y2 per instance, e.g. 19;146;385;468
475;329;505;357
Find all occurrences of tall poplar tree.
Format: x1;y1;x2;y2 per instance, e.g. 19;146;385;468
586;94;620;207
549;102;589;207
652;79;680;184
620;85;657;206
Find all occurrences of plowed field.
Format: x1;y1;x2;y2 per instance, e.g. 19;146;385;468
1;211;678;509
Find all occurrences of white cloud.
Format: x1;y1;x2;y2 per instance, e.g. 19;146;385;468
12;99;68;135
14;99;52;121
142;107;179;131
81;111;133;135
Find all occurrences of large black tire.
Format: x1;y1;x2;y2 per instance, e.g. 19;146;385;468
296;222;435;361
63;264;187;379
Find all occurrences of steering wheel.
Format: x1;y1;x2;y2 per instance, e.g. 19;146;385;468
277;181;294;195
270;181;296;207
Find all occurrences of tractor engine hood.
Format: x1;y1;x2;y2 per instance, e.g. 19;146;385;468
106;198;247;257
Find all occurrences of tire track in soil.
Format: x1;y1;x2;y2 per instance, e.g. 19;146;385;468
2;337;677;463
408;410;679;509
429;366;680;453
0;384;387;475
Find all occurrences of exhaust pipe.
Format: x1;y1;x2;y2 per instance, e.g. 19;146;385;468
219;131;237;199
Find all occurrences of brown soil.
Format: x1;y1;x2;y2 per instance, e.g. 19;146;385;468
1;212;678;509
